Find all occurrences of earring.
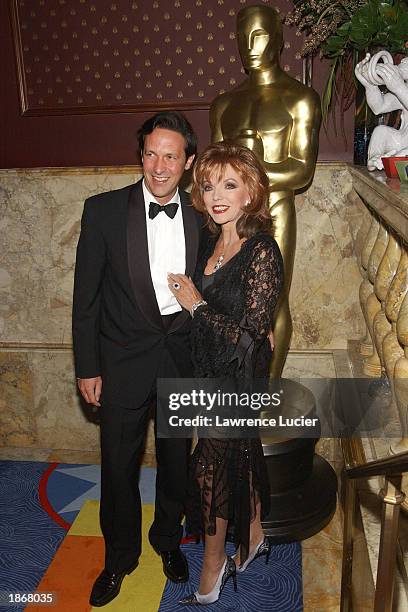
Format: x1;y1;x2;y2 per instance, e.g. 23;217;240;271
245;201;250;207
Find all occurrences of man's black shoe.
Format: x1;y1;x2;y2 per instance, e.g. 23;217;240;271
160;549;189;583
89;561;138;607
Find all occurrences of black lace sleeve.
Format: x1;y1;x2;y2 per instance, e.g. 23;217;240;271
192;236;283;377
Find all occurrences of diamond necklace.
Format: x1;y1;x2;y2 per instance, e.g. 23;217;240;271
213;254;224;271
213;236;244;272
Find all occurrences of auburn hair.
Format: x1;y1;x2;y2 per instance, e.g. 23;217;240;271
191;142;272;238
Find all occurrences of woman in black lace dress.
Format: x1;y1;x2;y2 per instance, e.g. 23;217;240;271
168;142;283;606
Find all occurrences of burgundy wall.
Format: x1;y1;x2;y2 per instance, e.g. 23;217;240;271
313;56;355;162
1;0;353;168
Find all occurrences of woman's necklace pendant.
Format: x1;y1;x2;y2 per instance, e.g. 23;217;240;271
213;254;224;271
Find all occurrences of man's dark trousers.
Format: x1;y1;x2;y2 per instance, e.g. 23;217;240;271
72;181;202;574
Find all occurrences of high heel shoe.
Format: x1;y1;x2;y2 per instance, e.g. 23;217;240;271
233;536;272;573
178;556;237;605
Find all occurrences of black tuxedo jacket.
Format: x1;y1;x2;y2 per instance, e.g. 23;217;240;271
72;179;203;409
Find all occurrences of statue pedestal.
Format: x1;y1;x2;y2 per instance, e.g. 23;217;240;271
261;380;337;542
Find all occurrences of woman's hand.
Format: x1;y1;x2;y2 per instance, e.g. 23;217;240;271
168;273;203;313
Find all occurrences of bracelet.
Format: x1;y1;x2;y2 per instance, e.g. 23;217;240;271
190;299;207;318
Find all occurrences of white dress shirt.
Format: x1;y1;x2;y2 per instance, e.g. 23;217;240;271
143;180;186;315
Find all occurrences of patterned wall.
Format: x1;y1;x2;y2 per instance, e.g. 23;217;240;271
12;0;305;114
1;0;354;166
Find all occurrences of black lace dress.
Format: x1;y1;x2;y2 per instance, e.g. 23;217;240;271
186;232;284;563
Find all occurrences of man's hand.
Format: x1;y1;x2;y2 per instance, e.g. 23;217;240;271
77;376;102;407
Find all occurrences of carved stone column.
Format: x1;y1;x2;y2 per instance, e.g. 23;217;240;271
372;233;401;373
383;250;408;420
363;224;388;376
392;286;408;457
359;215;380;356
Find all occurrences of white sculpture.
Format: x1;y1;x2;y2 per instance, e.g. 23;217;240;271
355;51;408;171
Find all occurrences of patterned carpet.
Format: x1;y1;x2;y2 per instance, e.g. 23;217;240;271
0;460;302;611
0;461;67;611
160;541;302;611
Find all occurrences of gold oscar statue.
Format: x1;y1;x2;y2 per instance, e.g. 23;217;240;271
210;4;321;377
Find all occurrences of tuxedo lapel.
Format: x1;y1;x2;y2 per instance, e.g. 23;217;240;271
181;190;199;279
127;182;163;331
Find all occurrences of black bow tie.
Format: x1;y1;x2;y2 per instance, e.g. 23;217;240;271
149;201;179;220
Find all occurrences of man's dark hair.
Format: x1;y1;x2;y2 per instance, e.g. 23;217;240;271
137;111;197;159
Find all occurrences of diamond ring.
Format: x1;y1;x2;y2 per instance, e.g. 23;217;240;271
173;282;181;290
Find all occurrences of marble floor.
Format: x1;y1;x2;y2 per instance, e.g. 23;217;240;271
284;350;345;609
302;503;343;611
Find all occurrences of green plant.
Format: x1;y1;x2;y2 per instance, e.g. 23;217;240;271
285;0;408;122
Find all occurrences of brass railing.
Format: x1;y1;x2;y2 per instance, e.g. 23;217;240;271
340;438;408;612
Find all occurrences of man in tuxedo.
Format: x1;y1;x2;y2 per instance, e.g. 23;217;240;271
72;112;202;607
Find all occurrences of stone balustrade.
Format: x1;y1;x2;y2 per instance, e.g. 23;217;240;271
349;165;408;499
351;170;408;368
341;167;408;611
